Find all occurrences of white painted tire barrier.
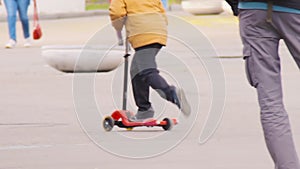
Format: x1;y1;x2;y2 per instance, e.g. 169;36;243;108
182;0;224;15
41;45;124;73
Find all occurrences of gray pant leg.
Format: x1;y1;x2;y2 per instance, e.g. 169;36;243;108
130;47;160;111
130;47;159;79
272;12;300;69
239;9;300;169
130;46;175;111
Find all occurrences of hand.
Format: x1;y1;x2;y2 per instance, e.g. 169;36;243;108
116;31;124;46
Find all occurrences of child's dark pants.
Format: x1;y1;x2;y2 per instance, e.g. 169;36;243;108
130;43;175;112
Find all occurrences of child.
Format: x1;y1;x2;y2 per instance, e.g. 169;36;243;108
109;0;191;121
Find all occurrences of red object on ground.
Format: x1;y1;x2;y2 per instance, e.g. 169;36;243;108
103;110;178;131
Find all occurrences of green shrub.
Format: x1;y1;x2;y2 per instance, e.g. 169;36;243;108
85;0;182;11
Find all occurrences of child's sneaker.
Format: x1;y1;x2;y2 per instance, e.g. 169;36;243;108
172;86;191;116
24;38;31;47
5;39;16;49
129;107;154;122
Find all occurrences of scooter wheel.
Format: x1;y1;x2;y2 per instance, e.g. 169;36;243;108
126;127;133;131
162;118;173;131
103;116;114;132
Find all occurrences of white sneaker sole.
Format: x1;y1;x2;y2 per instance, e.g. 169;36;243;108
177;88;191;117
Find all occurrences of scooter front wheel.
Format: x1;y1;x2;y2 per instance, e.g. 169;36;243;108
103;116;115;132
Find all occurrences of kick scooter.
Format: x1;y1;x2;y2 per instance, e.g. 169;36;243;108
102;40;178;131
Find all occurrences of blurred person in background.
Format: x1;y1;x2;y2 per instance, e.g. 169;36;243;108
4;0;31;48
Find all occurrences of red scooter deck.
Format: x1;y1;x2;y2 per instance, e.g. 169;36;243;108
103;110;178;131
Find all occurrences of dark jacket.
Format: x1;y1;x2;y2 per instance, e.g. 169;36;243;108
240;0;300;10
226;0;300;16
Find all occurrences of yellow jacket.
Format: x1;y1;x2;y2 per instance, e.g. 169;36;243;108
109;0;168;49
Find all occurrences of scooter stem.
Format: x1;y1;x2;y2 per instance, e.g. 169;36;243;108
122;39;130;110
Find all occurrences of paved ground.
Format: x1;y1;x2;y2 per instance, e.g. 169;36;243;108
0;10;300;169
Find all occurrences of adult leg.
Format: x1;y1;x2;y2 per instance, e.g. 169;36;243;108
239;9;300;169
17;0;30;39
273;12;300;69
4;0;18;41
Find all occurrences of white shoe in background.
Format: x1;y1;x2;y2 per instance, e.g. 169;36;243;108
24;38;31;48
5;39;16;49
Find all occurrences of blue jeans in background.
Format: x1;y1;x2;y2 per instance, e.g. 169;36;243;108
4;0;30;41
161;0;168;10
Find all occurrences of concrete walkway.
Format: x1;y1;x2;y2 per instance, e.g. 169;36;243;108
0;10;299;169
